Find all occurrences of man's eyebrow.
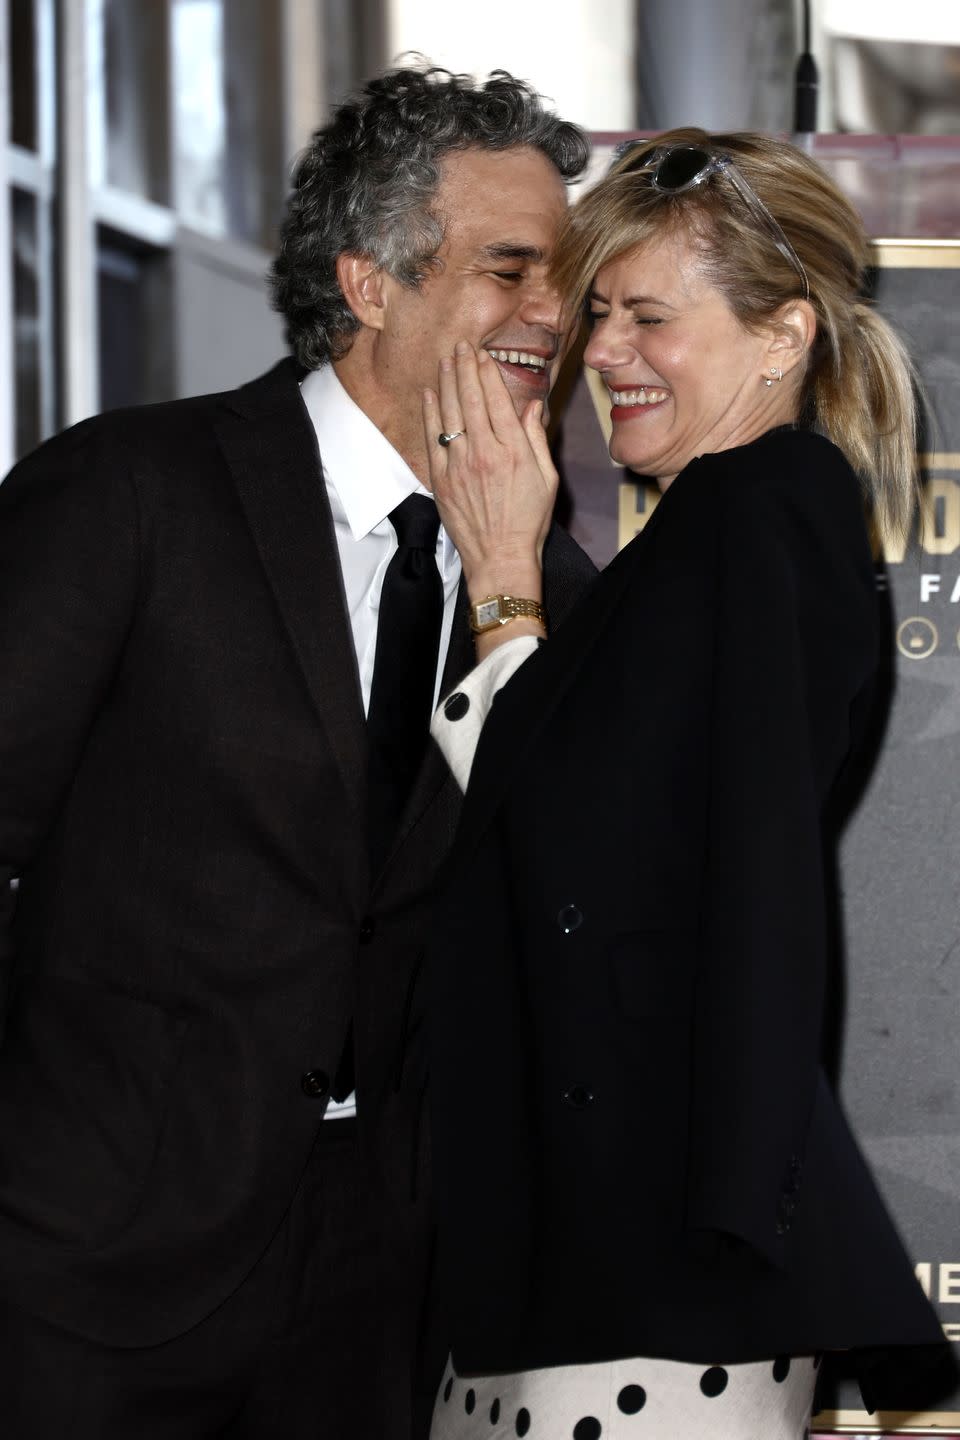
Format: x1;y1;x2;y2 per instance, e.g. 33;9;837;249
477;242;545;263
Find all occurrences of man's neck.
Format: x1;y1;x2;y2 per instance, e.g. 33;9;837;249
332;352;430;488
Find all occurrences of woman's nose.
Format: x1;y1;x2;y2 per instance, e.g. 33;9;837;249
583;320;631;373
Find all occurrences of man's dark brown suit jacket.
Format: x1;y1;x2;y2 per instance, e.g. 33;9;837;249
0;358;595;1412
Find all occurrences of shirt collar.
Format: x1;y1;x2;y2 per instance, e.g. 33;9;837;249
300;365;457;572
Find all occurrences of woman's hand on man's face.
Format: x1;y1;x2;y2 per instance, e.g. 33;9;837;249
421;341;558;602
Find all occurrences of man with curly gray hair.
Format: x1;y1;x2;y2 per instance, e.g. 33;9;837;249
272;65;590;459
0;62;594;1440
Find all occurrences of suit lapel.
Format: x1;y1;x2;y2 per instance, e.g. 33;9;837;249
214;361;367;832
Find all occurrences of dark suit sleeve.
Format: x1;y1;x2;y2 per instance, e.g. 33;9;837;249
0;424;140;996
685;468;871;1268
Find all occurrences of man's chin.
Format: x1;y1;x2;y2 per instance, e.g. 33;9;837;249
494;360;552;418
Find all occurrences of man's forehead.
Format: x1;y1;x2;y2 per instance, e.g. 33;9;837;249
437;147;566;213
442;191;566;254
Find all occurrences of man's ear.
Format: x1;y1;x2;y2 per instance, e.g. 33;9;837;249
336;253;388;332
767;299;816;379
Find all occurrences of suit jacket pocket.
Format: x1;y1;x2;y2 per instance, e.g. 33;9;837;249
0;973;188;1250
608;930;697;1020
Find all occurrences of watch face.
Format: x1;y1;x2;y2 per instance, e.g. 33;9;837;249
474;598;501;628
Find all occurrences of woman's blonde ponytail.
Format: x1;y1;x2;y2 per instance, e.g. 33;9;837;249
810;301;919;544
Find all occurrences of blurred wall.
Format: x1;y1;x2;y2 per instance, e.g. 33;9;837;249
635;0;798;132
386;0;636;131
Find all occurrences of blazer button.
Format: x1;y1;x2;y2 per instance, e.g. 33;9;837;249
557;904;583;934
359;920;375;943
300;1069;330;1099
563;1083;594;1109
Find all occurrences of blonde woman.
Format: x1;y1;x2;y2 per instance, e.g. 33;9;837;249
421;131;951;1439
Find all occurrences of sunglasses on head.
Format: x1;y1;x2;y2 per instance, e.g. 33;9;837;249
614;142;811;303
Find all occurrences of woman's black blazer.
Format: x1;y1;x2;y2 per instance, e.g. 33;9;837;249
427;428;947;1408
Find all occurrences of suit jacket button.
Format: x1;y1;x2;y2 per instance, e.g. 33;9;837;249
359;920;375;943
300;1069;330;1099
557;905;583;934
563;1083;594;1109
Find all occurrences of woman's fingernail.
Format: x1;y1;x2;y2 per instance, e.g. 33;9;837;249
440;356;453;373
455;340;470;357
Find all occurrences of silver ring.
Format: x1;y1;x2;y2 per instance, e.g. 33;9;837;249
438;430;465;447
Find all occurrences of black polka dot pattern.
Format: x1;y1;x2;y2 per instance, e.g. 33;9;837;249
700;1365;729;1397
434;1353;811;1436
617;1384;646;1413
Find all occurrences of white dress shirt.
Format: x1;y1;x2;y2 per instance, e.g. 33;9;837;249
300;364;461;716
300;364;462;1118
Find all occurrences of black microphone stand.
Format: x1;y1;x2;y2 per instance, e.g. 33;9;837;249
794;0;819;134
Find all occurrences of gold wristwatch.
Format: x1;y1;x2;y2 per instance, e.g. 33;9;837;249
469;594;548;635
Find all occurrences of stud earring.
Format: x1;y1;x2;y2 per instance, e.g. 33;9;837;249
764;365;783;387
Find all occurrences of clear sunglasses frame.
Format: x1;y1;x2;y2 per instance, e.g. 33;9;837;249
614;142;811;303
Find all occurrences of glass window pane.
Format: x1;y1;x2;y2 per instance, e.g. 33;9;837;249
12;188;41;458
97;229;172;413
171;0;228;233
90;0;170;202
8;0;38;149
323;0;383;110
172;0;284;248
221;0;282;246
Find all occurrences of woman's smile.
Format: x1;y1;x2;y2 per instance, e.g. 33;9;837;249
608;386;671;421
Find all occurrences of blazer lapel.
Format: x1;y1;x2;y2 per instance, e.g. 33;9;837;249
452;491;673;867
213;361;367;832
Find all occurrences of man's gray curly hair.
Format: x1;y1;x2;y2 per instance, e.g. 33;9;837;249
270;65;590;370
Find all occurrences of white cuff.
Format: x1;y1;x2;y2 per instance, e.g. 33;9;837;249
431;636;540;792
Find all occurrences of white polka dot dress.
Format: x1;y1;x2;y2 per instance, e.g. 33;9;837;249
430;1353;817;1440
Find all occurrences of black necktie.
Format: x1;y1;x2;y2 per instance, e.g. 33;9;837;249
366;494;443;873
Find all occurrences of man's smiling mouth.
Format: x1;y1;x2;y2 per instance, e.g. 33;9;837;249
485;348;549;373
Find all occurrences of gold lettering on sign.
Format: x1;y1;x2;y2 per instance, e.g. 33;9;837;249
941;1264;960;1303
869;456;960;564
920;478;960;556
618;481;661;551
914;1261;960;1306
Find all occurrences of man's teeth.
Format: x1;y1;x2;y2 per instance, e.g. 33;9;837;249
487;349;548;371
610;387;669;406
